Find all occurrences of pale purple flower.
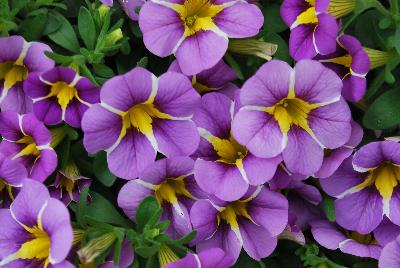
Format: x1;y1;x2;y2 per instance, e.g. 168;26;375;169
0;36;54;113
0;179;73;268
82;67;200;180
232;59;352;176
165;248;234;268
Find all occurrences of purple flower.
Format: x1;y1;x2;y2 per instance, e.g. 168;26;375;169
379;234;400;268
317;35;370;102
0;112;57;181
0;36;54;113
100;0;145;21
193;92;281;201
232;60;352;176
311;220;382;259
315;120;363;178
168;59;238;96
279;213;306;246
320;141;400;234
165;248;234;268
0;153;27;208
49;161;91;206
118;157;206;239
82;67;200;179
139;0;264;75
98;239;134;268
24;67;100;128
190;186;288;261
0;179;73;268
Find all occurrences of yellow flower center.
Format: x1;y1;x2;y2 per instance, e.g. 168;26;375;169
122;103;171;136
356;162;400;199
158;245;179;267
327;0;356;18
0;178;14;200
265;97;319;134
154;176;193;206
347;231;375;245
191;76;211;94
211;136;247;164
0;61;28;90
49;81;78;110
13;135;40;160
321;54;353;68
170;0;225;36
217;200;254;229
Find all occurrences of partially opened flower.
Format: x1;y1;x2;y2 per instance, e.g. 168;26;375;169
0;153;27;208
0;179;73;268
168;60;237;96
311;220;382;259
281;0;357;60
317;35;370;102
49;160;91;206
320;141;400;234
232;60;352;176
165;248;234;268
315;120;363;178
24;67;100;128
190;186;288;261
0;35;54;113
193;92;281;201
118;157;206;239
139;0;264;75
0;112;57;181
82;67;200;179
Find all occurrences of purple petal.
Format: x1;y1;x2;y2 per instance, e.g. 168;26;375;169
118;180;154;220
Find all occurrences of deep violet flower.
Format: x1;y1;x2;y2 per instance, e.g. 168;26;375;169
0;153;27;208
190;186;288;261
118;157;207;239
280;0;357;60
0;179;73;268
24;67;100;128
165;248;234;268
82;67;200;179
0;112;57;181
0;36;54;113
232;60;352;176
168;59;238;96
139;0;264;75
193;92;281;201
317;34;370;102
320;141;400;234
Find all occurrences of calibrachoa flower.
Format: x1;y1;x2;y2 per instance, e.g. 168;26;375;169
139;0;264;75
168;60;237;95
49;161;91;206
118;157;206;239
279;214;306;246
0;112;57;181
193;92;282;201
317;35;370;102
190;186;288;261
320;141;400;234
0;36;54;113
165;248;234;268
315;120;363;178
232;60;352;176
0;153;27;208
82;67;200;179
24;67;100;128
379;234;400;268
281;0;357;60
311;220;382;259
0;179;73;268
100;0;145;20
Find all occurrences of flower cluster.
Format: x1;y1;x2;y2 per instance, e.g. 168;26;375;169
0;0;399;267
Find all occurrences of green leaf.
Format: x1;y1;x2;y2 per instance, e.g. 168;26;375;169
78;7;96;50
262;31;291;63
48;12;80;53
136;196;160;233
137;57;149;68
224;53;244;80
322;195;336;222
363;89;400;129
76;186;90;227
86;192;132;228
93;151;117;187
172;230;196;246
19;12;48;41
263;4;287;33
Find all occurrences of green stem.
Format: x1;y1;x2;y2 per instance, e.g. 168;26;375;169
373;0;393;17
390;0;399;15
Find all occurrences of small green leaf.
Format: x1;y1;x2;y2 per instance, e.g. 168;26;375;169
78;7;96;50
363;89;400;129
136;196;160;233
93;151;117;187
263;4;287;33
322;195;336;222
48;12;80;53
137;57;149;68
224;53;244;80
172;230;196;245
